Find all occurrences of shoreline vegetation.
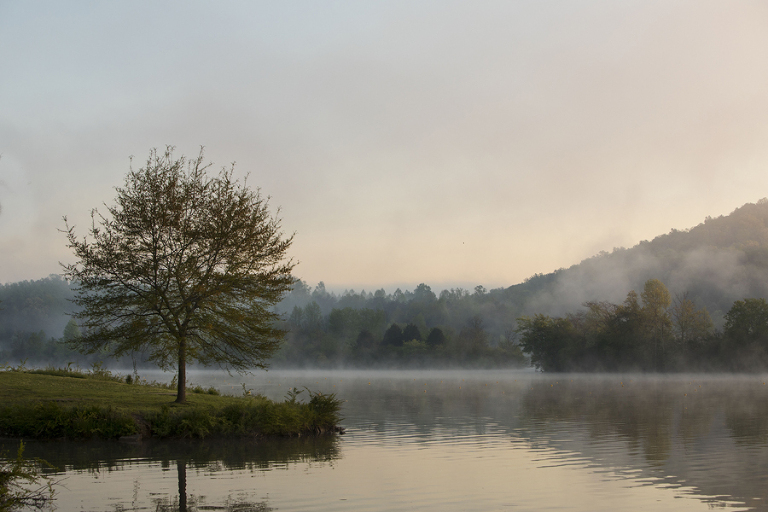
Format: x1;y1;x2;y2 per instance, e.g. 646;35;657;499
0;365;344;441
518;279;768;373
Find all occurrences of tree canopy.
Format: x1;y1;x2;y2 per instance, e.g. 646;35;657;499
62;148;294;402
516;279;718;372
723;298;768;347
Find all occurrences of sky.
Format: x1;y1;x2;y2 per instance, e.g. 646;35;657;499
1;1;768;293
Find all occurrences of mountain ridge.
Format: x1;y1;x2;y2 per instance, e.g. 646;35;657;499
504;198;768;324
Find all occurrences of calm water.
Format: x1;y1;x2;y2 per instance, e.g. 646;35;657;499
5;370;768;511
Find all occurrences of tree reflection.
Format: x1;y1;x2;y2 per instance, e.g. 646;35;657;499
519;378;685;464
3;435;341;475
0;436;336;512
516;377;768;462
152;459;272;512
177;460;186;512
517;375;768;509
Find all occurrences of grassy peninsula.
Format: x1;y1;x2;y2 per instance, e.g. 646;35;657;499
0;367;343;440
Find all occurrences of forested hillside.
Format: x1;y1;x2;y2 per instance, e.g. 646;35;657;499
516;199;768;322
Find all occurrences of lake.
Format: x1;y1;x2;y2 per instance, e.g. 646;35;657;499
4;369;768;511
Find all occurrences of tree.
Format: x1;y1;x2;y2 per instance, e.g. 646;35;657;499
382;324;404;347
458;315;489;355
402;323;422;343
641;279;672;369
612;290;648;367
288;306;304;330
517;314;579;371
671;292;713;345
355;329;376;349
302;302;324;333
62;148;294;403
62;319;81;342
412;283;436;303
722;298;768;369
426;327;446;348
723;298;768;346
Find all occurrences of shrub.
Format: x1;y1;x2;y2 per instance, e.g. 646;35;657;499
190;384;220;395
307;390;344;430
0;441;54;511
144;391;343;439
0;403;137;439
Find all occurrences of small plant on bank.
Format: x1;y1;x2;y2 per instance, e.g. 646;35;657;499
0;441;55;511
1;360;28;373
307;390;344;428
190;384;220;396
285;387;304;403
23;362;124;383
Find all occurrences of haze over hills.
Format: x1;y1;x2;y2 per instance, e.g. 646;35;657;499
508;199;768;325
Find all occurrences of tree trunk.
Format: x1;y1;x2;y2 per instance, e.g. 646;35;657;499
176;337;187;403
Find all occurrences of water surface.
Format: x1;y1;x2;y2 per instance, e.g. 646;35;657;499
5;370;768;511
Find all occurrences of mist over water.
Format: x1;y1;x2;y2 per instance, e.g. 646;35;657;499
8;369;768;511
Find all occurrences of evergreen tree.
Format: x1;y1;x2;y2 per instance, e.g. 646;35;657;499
402;323;422;343
383;324;404;347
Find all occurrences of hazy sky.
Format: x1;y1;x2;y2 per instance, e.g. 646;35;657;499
2;1;768;292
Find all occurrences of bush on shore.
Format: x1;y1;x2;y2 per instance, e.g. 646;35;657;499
146;390;342;438
0;392;342;440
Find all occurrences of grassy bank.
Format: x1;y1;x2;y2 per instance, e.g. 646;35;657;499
0;368;343;440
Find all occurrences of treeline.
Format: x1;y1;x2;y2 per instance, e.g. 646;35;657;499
1;276;527;368
273;282;525;367
1;276;85;365
11;274;768;371
517;278;768;372
0;275;120;366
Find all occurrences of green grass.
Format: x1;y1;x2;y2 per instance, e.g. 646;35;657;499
0;371;343;440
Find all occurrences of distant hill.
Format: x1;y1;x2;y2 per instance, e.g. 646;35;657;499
504;199;768;325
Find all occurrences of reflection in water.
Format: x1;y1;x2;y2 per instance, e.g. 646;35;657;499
177;460;185;512
0;435;338;511
2;371;767;511
151;460;271;512
517;375;768;510
6;435;341;473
